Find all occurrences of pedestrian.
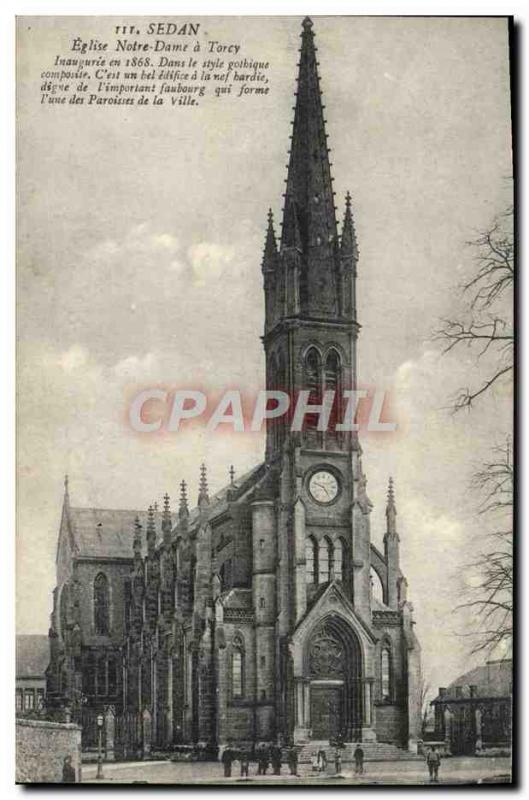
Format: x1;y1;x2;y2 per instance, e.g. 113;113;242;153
257;742;269;775
62;755;76;783
240;748;250;778
317;748;327;773
222;745;233;778
426;746;441;783
311;752;319;772
271;742;282;775
287;744;298;776
353;744;364;775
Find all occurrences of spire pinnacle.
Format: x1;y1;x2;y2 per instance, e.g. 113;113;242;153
229;465;235;486
133;516;142;561
147;504;156;555
179;479;189;519
262;208;278;273
386;477;397;535
198;462;209;507
63;474;70;506
162;493;172;544
341;191;359;260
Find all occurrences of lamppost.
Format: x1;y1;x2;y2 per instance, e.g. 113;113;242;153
96;713;104;779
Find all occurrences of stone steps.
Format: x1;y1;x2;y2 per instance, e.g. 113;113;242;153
297;741;421;763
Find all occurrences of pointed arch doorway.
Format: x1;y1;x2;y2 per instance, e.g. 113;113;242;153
306;616;362;741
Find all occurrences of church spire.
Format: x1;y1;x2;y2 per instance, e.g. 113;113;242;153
281;18;337;249
280;16;339;316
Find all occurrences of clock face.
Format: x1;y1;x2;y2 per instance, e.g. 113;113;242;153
309;470;339;504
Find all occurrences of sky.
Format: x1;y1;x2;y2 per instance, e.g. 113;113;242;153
17;15;513;699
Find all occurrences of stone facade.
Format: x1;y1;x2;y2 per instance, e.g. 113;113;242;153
16;719;81;783
47;16;421;754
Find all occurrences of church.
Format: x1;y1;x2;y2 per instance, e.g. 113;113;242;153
46;17;422;756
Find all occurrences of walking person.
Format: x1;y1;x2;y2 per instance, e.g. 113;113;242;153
271;742;282;775
354;744;364;775
240;748;250;778
334;748;342;776
317;748;327;773
426;746;441;783
62;756;76;783
287;744;298;776
257;742;269;775
222;745;233;778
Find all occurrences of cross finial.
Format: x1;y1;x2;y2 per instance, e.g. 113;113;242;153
229;465;235;486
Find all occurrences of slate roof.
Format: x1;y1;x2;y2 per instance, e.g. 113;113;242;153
67;507;176;559
16;634;49;678
65;462;265;561
433;659;512;703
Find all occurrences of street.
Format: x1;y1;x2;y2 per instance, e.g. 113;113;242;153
82;755;512;785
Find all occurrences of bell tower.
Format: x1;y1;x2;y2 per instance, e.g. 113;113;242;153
261;15;360;460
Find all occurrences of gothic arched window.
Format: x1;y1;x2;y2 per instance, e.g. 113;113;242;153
175;538;182;573
304;348;322;431
370;566;385;605
83;652;96;696
334;538;344;581
231;634;245;699
319;537;332;583
107;655;118;696
96;654;106;695
325;350;342;432
381;644;392;701
277;351;287;450
94;573;110;635
59;583;69;637
306;536;318;585
220;558;233;591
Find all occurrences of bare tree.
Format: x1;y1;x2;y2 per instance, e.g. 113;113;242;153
457;440;513;655
418;674;431;737
437;201;514;656
436;205;514;412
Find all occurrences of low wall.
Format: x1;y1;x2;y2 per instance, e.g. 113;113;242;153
16;718;82;783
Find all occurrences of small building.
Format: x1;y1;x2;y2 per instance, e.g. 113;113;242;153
431;659;512;755
16;635;49;714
